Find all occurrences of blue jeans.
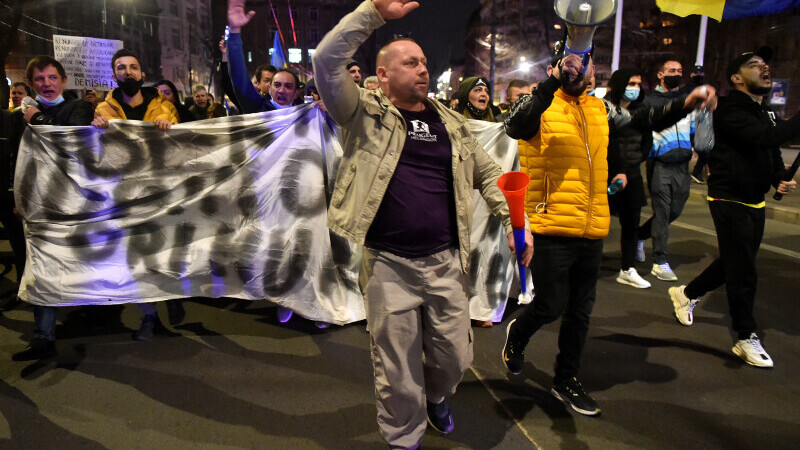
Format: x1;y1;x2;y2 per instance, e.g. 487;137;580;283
34;305;57;341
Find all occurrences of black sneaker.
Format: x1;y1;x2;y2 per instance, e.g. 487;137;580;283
133;314;159;341
551;377;600;416
12;338;56;361
426;400;454;434
166;300;186;326
502;319;525;374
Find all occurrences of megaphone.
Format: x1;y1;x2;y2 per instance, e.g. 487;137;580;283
553;0;617;71
497;171;533;305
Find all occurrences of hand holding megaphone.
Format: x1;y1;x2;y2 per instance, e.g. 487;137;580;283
553;54;584;83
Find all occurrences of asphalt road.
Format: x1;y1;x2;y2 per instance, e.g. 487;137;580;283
1;197;799;449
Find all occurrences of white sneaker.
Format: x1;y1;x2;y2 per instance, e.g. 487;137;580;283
616;268;651;288
651;263;678;281
668;285;699;326
732;333;774;368
635;240;646;262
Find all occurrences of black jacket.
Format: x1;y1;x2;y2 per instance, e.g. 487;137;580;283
708;89;799;204
27;98;93;127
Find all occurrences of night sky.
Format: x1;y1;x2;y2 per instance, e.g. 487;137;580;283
371;0;481;79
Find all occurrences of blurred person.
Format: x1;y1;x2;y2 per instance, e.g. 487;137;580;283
503;51;715;416
452;76;496;122
254;64;277;96
9;82;32;110
585;72;597;96
189;85;210;121
498;79;531;121
363;75;379;90
207;102;228;118
313;0;532;446
9;55;94;360
155;79;194;123
346;59;363;85
669;47;798;368
92;49;182;340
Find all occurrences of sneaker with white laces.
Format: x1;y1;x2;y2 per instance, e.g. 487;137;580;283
651;263;678;281
635;240;646;262
732;333;774;368
668;285;699;326
616;268;651;289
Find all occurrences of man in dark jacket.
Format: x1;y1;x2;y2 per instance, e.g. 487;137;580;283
10;55;94;361
639;59;695;282
603;69;709;289
669;46;797;368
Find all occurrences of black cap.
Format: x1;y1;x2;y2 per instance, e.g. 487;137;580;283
346;60;360;70
725;46;773;84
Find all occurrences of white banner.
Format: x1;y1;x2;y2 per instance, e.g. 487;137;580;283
466;121;527;322
15;105;364;325
14;106;520;325
53;35;123;90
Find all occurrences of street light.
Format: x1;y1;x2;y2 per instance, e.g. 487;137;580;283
519;62;532;72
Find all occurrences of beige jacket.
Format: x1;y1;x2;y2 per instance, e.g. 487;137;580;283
313;0;515;272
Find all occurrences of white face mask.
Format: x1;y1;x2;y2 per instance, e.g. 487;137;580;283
36;94;65;107
623;87;640;102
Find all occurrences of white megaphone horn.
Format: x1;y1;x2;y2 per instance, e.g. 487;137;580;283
554;0;617;71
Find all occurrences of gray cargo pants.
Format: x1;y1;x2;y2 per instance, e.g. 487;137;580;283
640;160;691;264
360;246;473;449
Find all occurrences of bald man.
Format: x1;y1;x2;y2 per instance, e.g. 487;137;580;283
313;1;532;448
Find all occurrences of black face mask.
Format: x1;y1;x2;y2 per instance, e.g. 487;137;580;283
663;75;682;90
118;78;144;97
691;75;704;85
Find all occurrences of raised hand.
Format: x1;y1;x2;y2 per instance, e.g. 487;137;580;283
372;0;420;20
685;84;718;111
228;0;255;33
552;53;583;83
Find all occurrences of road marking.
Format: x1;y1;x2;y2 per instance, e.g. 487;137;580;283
469;365;542;449
673;220;800;260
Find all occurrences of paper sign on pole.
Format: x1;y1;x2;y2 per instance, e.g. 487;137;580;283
53;35;123;90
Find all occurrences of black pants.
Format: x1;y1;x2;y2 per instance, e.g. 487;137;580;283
0;191;26;283
684;201;764;340
618;205;642;271
511;235;603;382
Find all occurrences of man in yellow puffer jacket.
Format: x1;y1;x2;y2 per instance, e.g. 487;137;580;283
501;52;715;417
92;49;178;131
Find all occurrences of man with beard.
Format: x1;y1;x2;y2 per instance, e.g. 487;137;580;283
669;47;798;368
312;0;532;447
92;49;177;130
10;55;94;360
637;59;694;282
92;49;181;340
503;52;714;415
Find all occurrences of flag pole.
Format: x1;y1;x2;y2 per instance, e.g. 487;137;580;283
611;0;623;72
695;15;708;66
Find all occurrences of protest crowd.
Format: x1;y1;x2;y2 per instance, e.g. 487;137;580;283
2;0;799;448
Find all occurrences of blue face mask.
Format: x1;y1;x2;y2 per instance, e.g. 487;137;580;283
35;94;65;107
623;87;640;102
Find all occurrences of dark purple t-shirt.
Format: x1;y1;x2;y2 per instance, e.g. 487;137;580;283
364;105;458;258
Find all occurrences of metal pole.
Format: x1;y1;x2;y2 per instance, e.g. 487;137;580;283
695;15;708;66
611;0;623;72
102;0;108;38
489;0;496;99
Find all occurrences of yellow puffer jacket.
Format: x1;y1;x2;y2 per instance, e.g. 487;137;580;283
518;89;610;239
95;87;179;123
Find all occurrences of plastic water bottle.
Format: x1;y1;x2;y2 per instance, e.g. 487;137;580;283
607;179;623;195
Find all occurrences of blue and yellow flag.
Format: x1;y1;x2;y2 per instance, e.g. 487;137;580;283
657;0;800;21
270;31;286;69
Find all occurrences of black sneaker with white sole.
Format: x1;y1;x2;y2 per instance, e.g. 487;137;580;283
551;377;600;416
502;319;525;375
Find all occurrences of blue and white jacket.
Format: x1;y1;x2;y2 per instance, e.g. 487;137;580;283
644;85;696;164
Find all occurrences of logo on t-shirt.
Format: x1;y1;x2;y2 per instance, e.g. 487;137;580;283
408;119;437;142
